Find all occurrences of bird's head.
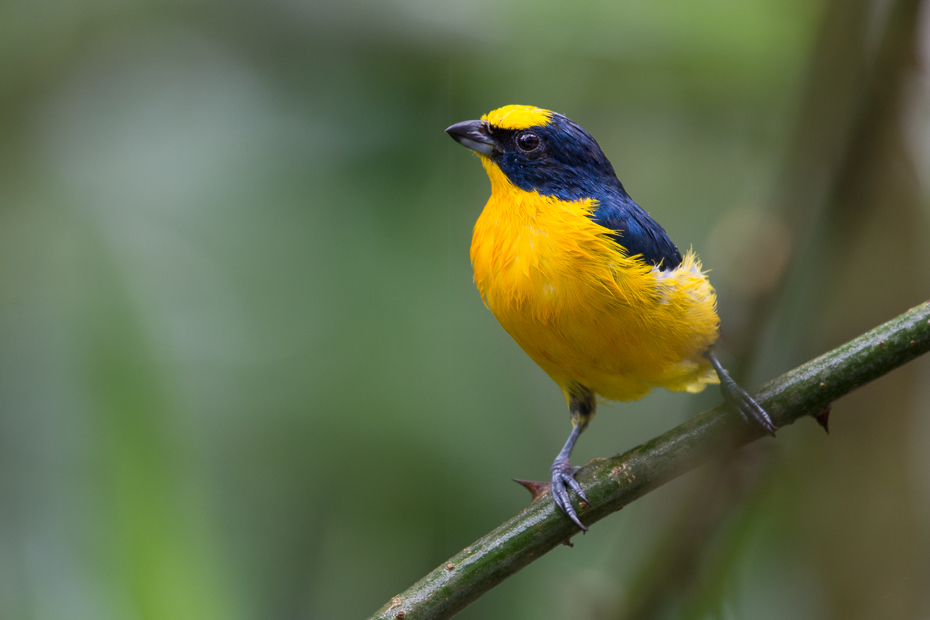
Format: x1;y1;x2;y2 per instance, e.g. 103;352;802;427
445;105;623;200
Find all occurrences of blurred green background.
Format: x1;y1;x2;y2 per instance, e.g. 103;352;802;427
2;0;930;618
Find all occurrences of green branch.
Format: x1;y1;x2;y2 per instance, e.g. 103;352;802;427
369;301;930;620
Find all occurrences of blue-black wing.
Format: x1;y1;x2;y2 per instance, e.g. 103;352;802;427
591;192;682;269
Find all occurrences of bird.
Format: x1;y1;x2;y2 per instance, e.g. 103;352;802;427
445;104;777;531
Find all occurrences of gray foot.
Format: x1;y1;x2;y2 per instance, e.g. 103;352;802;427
550;457;589;531
708;353;777;436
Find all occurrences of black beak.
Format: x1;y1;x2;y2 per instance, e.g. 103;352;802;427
445;120;497;156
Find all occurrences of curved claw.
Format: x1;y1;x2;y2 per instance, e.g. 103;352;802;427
708;352;777;437
727;385;777;436
551;458;588;531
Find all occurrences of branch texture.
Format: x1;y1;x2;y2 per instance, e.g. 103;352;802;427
370;302;930;620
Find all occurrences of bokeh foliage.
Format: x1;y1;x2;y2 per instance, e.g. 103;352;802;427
1;0;929;619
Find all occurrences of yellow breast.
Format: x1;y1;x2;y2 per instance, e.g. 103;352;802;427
470;158;719;403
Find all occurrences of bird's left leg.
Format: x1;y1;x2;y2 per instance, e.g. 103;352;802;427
550;384;596;531
706;349;777;436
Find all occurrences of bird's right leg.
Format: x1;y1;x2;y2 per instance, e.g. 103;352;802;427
550;384;596;531
706;349;777;436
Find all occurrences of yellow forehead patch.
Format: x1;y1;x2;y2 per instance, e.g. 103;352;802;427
482;105;552;130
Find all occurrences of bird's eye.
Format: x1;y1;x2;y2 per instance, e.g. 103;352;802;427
516;132;540;152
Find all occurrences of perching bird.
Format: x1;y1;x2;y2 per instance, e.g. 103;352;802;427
445;105;776;531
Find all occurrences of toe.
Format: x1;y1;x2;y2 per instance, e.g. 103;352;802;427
555;484;587;531
564;474;589;505
564;506;587;531
722;383;777;436
742;394;777;436
550;476;569;513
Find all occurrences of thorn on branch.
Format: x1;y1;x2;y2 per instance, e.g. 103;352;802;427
814;406;832;434
513;478;550;502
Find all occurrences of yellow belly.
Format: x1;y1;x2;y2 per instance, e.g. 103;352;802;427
471;159;719;403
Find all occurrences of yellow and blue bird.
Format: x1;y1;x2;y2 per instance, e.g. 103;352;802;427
446;105;776;531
